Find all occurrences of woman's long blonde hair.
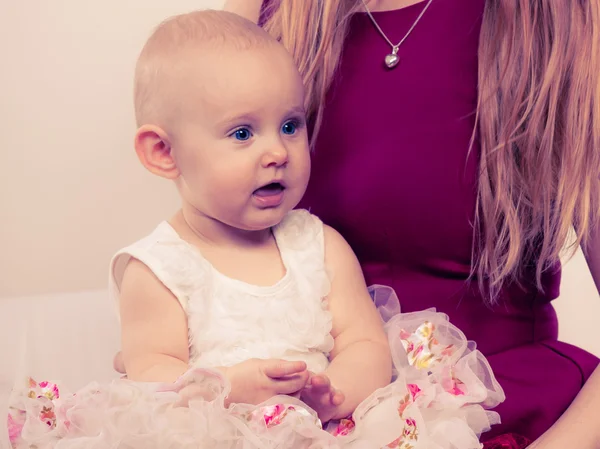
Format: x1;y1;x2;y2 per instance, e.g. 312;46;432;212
263;0;600;302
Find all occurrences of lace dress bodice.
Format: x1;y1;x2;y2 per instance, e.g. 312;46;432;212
109;210;334;373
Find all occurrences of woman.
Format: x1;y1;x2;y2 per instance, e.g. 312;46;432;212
220;0;600;447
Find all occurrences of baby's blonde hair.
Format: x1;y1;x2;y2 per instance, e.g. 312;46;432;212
134;9;277;128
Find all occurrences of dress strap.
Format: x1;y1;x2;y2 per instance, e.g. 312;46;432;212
108;222;206;314
273;209;329;298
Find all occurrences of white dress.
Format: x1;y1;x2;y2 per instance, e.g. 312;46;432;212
8;210;505;449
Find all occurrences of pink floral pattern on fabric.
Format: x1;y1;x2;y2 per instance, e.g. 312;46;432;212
262;404;294;428
397;384;422;416
238;402;321;431
400;321;456;369
33;380;60;401
331;418;356;437
442;370;466;396
382;382;423;447
8;378;63;445
386;418;419;449
407;384;422;401
7;414;23;445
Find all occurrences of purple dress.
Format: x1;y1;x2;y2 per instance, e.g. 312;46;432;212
291;0;599;441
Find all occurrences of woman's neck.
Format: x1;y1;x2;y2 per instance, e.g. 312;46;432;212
364;0;426;12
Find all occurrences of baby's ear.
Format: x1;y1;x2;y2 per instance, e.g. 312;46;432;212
134;125;179;179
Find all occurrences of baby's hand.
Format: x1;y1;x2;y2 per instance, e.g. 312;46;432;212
113;351;127;378
300;372;345;423
223;358;309;406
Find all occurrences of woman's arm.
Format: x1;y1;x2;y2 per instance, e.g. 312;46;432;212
318;225;393;420
582;226;600;294
222;0;263;22
530;230;600;448
529;367;600;449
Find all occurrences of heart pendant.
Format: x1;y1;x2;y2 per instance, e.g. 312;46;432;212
384;53;399;69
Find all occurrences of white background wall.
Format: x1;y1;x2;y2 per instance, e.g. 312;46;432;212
0;0;224;298
0;0;598;353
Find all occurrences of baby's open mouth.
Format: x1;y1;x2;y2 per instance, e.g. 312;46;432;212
253;182;285;197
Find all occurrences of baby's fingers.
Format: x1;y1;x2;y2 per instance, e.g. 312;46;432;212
113;352;126;374
330;389;345;406
307;373;331;392
272;371;310;395
263;360;307;379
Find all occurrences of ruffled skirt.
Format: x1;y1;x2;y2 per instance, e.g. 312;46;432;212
7;286;505;448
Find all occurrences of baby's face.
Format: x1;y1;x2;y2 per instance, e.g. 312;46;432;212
171;43;310;231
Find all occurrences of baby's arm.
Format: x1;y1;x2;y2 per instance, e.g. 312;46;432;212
119;259;309;403
316;226;392;420
119;259;190;382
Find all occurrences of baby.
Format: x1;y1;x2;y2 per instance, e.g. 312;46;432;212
119;7;392;422
8;10;504;449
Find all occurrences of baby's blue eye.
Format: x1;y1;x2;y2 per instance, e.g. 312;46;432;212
233;128;252;141
282;121;297;135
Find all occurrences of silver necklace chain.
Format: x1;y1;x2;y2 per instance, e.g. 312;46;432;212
360;0;434;68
